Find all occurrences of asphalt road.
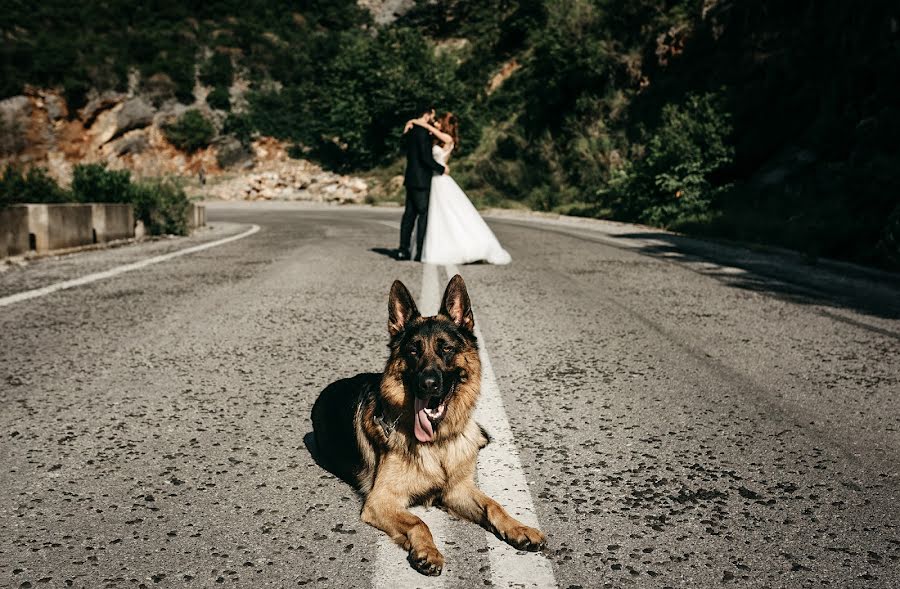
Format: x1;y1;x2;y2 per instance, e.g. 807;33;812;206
1;201;898;589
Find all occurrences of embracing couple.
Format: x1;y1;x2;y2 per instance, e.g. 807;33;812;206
397;104;511;266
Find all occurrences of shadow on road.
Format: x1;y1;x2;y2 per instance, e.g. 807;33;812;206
303;431;361;491
617;232;900;325
305;374;383;493
370;247;401;260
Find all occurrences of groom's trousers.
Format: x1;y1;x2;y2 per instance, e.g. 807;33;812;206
400;186;429;259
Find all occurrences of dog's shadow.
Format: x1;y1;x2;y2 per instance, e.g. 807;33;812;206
303;373;382;492
302;431;361;490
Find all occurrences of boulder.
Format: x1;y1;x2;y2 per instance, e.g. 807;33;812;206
114;97;155;139
0;95;30;155
0;95;31;127
79;91;126;125
215;136;254;169
89;97;156;147
41;92;67;121
110;130;150;156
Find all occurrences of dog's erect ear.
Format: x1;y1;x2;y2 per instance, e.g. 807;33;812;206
389;280;420;337
439;274;474;332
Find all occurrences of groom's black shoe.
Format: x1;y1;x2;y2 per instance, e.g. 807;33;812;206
396;249;411;261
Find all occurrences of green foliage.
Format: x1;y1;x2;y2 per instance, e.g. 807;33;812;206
1;163;190;235
0;1;367;103
129;178;190;236
163;111;216;153
0;165;71;207
71;164;132;204
606;91;734;227
69;164;190;235
223;113;254;146
62;78;91;111
246;27;469;170
200;52;234;88
286;144;306;159
207;87;231;111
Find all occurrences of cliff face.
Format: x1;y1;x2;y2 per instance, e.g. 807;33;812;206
0;88;229;183
0;88;367;203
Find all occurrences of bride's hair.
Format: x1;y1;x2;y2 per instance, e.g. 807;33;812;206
434;112;460;148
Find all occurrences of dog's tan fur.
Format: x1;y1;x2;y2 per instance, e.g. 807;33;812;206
349;276;545;576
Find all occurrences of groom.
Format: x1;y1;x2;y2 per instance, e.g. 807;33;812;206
398;104;447;261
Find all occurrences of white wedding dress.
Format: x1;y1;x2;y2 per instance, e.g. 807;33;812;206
421;143;512;265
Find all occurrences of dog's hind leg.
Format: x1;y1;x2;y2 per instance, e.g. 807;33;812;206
443;481;546;551
361;491;444;576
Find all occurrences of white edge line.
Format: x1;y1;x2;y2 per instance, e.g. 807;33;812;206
444;264;558;589
0;224;261;308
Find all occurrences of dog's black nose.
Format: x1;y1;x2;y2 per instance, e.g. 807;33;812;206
419;371;441;395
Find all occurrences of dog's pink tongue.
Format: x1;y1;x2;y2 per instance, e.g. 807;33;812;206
414;397;434;442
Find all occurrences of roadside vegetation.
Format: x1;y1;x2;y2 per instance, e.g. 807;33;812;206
162;111;217;153
2;0;898;268
0;164;190;236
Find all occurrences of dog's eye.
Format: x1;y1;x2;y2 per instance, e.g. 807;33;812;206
408;347;418;357
442;345;454;354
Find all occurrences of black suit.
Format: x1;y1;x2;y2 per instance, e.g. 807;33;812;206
400;126;445;259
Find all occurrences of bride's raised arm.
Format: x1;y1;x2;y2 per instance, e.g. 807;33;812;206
412;120;453;145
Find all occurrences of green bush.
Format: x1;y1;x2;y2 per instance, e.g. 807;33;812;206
0;165;70;207
1;163;189;236
223;113;254;146
606;91;734;227
207;86;231;111
200;52;234;88
163;111;216;153
71;163;132;203
70;163;190;235
129;178;190;236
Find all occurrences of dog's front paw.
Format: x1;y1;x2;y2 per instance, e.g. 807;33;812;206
408;545;444;576
503;525;546;551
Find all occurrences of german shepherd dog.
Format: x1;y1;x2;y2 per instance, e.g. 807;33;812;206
311;275;546;575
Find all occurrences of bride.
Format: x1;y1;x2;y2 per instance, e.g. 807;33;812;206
404;113;511;265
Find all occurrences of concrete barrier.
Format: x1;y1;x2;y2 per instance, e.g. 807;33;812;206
187;203;206;229
92;203;134;243
27;204;94;253
0;206;30;257
1;203;137;258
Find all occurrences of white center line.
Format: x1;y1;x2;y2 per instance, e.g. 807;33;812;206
372;263;449;589
0;224;261;308
444;264;558;589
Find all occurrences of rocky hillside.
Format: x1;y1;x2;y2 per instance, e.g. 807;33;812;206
0;86;367;203
196;139;367;203
2;88;218;180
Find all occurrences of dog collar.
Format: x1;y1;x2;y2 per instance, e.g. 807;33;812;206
373;398;400;437
374;412;400;437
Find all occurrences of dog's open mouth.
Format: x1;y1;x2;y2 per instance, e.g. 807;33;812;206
413;395;446;443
